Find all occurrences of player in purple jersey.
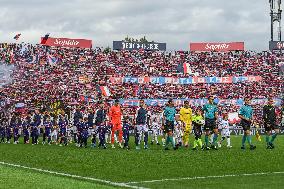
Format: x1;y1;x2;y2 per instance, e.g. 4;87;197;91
58;112;68;146
22;116;30;144
13;116;21;144
122;116;132;150
80;117;89;148
43;116;53;145
6;124;12;144
76;117;84;147
97;122;108;149
0;118;6;143
31;122;39;145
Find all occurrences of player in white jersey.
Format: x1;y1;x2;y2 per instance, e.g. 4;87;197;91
150;114;161;145
174;115;183;147
217;114;232;148
50;121;58;145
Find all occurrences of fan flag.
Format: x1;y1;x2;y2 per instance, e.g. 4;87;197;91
28;55;39;64
78;76;89;83
134;85;142;96
96;86;111;97
41;33;50;44
15;103;25;108
47;54;58;65
279;62;284;76
13;33;21;40
228;112;241;124
177;63;191;74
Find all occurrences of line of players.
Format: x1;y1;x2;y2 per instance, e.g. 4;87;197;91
0;97;282;150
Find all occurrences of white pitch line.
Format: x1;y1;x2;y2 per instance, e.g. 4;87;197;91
0;161;149;189
126;171;284;184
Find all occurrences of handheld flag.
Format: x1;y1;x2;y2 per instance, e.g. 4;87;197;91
47;54;58;65
28;55;39;64
134;85;142;96
96;86;111;97
41;33;50;44
177;63;192;74
13;33;21;40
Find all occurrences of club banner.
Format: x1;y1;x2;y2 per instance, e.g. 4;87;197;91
78;76;89;84
0;100;6;107
113;41;166;51
229;128;284;135
269;41;284;50
112;127;284;135
190;42;244;52
118;98;282;107
0;63;14;87
40;37;92;48
279;62;284;76
109;76;262;85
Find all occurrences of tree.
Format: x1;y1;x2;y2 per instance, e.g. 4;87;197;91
123;36;152;43
139;36;148;43
103;46;111;54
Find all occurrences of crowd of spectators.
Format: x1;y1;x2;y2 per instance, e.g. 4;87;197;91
0;43;283;124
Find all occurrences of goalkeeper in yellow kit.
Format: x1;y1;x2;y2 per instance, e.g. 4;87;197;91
179;101;193;147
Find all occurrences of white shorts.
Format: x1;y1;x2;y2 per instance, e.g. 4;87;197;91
174;127;183;137
136;124;149;133
51;130;58;137
89;128;97;135
151;125;160;131
221;129;230;137
72;126;77;133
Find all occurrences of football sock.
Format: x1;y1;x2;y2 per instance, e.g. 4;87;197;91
213;134;218;146
92;136;97;145
165;136;170;147
193;140;198;148
242;135;246;147
210;134;214;144
169;136;175;147
265;135;270;145
227;137;231;146
197;139;203;147
271;133;278;143
154;133;158;143
205;135;209;147
247;135;252;145
183;131;189;144
144;132;148;146
135;132;140;146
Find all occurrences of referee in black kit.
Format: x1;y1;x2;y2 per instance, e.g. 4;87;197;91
263;97;279;149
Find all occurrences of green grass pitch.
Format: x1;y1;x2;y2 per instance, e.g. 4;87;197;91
0;135;284;189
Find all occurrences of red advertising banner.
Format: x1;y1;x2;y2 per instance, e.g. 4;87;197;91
40;37;92;48
190;42;244;52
